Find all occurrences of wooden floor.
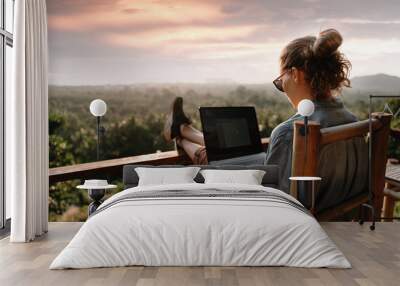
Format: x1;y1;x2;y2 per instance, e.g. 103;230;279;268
0;222;399;286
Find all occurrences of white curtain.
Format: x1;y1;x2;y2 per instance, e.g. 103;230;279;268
7;0;49;242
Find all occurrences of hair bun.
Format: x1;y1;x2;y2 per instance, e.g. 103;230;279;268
312;28;342;58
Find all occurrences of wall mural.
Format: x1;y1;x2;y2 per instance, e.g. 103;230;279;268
47;0;400;221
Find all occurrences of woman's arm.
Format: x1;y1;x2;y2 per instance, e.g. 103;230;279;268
265;126;294;193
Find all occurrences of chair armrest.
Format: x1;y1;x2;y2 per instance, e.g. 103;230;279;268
384;188;400;200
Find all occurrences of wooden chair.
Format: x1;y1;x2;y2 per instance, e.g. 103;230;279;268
290;112;392;221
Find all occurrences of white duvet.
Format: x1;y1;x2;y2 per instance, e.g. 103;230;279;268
50;183;351;269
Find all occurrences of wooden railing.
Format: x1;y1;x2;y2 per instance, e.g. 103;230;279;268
49;125;400;186
49;138;270;185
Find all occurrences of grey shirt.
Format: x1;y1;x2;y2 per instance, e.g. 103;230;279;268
265;97;368;211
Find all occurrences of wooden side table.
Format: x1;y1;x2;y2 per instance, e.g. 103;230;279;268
383;162;400;221
77;180;117;216
289;176;321;214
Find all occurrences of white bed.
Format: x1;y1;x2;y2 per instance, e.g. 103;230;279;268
50;183;351;269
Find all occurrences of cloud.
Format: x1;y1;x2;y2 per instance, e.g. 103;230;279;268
47;0;400;84
220;3;245;15
48;0;226;32
46;0;114;16
103;25;261;49
122;8;143;14
343;38;400;59
316;18;400;25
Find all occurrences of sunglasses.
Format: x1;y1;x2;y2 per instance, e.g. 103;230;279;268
273;70;289;92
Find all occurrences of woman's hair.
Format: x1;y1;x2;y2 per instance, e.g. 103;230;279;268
280;29;351;99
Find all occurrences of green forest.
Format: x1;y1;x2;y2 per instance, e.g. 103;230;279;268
49;84;400;221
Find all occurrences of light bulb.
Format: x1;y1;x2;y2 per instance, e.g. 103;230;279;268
297;99;315;117
89;99;107;117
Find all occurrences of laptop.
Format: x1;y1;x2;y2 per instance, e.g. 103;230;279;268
199;106;266;165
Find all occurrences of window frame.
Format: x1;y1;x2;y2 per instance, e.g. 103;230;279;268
0;0;14;234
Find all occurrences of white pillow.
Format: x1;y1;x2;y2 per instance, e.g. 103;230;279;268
200;169;266;185
135;167;201;186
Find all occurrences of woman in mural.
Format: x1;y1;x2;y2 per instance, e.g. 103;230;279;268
163;28;365;203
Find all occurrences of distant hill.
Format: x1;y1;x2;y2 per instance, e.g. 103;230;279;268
49;73;400;100
350;74;400;95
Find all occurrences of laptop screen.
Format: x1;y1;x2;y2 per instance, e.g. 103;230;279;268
199;107;263;162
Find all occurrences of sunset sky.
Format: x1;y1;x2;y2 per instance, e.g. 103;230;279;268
47;0;400;85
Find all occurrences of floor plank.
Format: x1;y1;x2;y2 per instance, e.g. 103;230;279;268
0;222;399;286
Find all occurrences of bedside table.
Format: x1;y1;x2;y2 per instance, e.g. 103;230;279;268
289;176;321;214
77;180;117;216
